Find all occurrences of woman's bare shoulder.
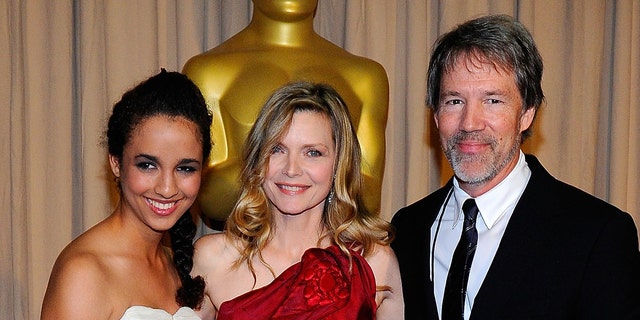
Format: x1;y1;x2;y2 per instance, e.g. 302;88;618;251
365;243;396;263
364;243;404;319
364;244;400;292
53;221;115;273
194;232;232;254
42;229;115;318
193;233;241;269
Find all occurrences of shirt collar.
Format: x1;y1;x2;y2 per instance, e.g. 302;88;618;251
452;151;531;229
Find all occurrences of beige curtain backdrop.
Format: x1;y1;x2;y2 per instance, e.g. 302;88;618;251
1;0;638;318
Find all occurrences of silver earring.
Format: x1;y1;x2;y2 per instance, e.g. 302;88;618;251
327;189;335;204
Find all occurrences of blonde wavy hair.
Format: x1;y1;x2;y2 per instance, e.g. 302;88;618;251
225;81;393;278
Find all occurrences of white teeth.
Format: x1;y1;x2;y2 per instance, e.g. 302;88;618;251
148;199;175;210
280;185;303;191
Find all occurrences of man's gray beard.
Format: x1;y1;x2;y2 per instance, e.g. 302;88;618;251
444;133;521;185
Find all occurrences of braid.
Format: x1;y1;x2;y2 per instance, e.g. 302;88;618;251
170;210;205;309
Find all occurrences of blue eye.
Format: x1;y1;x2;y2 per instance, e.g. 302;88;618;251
271;145;285;154
307;149;322;157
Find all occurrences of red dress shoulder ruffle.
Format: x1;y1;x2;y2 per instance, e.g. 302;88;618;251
217;245;376;320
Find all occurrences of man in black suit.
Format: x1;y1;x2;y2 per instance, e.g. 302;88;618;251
391;14;640;320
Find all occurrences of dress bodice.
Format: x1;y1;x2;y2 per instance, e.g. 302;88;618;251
217;245;377;320
120;306;201;320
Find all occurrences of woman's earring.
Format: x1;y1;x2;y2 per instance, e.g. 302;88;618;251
327;189;335;204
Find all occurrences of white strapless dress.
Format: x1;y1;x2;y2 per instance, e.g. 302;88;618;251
120;306;201;320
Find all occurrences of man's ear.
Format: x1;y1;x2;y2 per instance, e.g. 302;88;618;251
109;154;121;178
519;107;536;132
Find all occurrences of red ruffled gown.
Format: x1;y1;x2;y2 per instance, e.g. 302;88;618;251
217;245;377;320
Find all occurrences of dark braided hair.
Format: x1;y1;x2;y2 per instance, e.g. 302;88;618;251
170;210;205;308
106;69;211;308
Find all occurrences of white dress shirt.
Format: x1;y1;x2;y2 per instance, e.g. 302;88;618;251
430;151;531;320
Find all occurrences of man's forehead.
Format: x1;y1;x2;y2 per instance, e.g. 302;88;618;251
444;51;513;76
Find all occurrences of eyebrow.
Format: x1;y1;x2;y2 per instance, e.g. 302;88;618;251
178;158;201;165
135;154;158;162
483;89;509;96
135;154;201;165
440;90;461;97
440;89;510;97
302;143;329;149
276;142;331;150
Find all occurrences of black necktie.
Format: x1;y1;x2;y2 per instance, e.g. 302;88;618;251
442;199;479;320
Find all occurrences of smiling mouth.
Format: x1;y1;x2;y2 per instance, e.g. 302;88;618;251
276;183;309;194
147;199;176;209
280;184;303;191
146;198;179;215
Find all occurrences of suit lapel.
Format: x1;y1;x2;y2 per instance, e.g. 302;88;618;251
393;180;452;319
471;155;557;317
423;181;454;318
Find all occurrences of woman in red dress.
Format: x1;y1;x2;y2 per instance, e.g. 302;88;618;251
187;81;403;320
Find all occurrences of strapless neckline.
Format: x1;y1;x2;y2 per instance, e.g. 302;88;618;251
120;306;201;320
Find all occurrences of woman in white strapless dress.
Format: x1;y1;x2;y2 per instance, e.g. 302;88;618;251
120;306;201;320
41;70;211;320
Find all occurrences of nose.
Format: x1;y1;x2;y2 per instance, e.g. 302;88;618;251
155;171;178;198
282;154;302;177
459;101;485;132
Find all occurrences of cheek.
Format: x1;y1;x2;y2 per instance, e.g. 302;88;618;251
265;156;287;180
434;113;458;134
121;170;151;194
493;116;521;135
266;159;278;177
181;175;202;198
311;165;335;186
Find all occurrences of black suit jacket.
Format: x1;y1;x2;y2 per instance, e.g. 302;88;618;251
391;155;640;320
